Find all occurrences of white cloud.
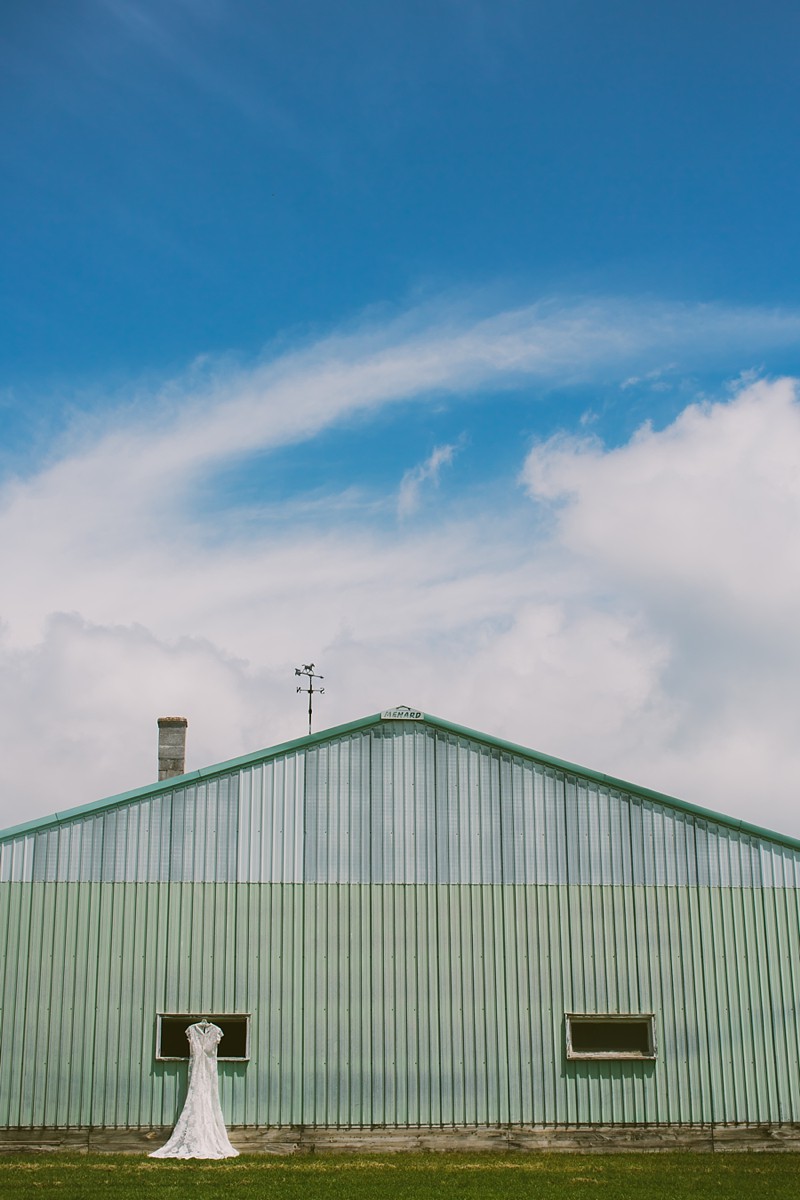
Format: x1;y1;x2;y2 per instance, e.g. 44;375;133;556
522;377;800;632
521;376;800;830
398;441;461;517
2;299;800;839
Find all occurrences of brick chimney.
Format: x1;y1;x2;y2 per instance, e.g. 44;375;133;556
157;717;188;781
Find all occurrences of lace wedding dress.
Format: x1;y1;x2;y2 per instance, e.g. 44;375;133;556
150;1020;239;1159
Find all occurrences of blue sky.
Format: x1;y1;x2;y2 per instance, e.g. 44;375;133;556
5;1;800;385
2;1;800;833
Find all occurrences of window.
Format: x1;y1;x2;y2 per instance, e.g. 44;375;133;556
156;1014;250;1061
565;1013;656;1060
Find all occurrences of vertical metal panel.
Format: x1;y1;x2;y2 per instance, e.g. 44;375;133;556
2;879;800;1127
7;779;240;885
305;734;371;883
236;753;304;882
765;883;800;1116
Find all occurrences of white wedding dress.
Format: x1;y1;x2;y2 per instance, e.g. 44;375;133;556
150;1020;239;1159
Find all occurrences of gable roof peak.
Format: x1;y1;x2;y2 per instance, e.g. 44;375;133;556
380;705;424;720
1;707;799;854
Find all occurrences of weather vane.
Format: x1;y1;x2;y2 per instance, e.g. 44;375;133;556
295;663;325;735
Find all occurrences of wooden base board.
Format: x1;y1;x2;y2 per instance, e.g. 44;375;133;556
2;1124;800;1154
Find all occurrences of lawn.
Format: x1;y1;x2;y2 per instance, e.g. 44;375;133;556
1;1152;799;1200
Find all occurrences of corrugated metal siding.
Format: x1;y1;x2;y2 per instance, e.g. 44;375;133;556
1;880;799;1128
16;780;240;885
236;752;305;882
1;719;800;1129
4;725;798;887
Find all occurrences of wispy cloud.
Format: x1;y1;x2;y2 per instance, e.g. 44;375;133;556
398;441;462;517
620;363;678;390
15;294;800;481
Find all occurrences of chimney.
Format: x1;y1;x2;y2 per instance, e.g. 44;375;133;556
157;717;188;781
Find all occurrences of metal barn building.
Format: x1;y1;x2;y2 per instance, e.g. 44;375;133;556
2;707;800;1151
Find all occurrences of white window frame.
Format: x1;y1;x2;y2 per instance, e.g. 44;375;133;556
565;1012;656;1060
156;1012;251;1062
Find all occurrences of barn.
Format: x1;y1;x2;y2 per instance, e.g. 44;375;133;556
1;706;799;1152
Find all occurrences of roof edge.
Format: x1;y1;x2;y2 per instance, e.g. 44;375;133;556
420;711;800;852
0;712;385;840
1;708;798;853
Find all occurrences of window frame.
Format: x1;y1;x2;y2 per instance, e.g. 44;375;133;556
565;1012;657;1061
156;1013;251;1062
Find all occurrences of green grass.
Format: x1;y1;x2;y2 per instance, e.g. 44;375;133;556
1;1152;799;1200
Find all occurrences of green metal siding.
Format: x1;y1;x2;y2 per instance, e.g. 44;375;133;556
2;715;800;1130
1;880;799;1128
